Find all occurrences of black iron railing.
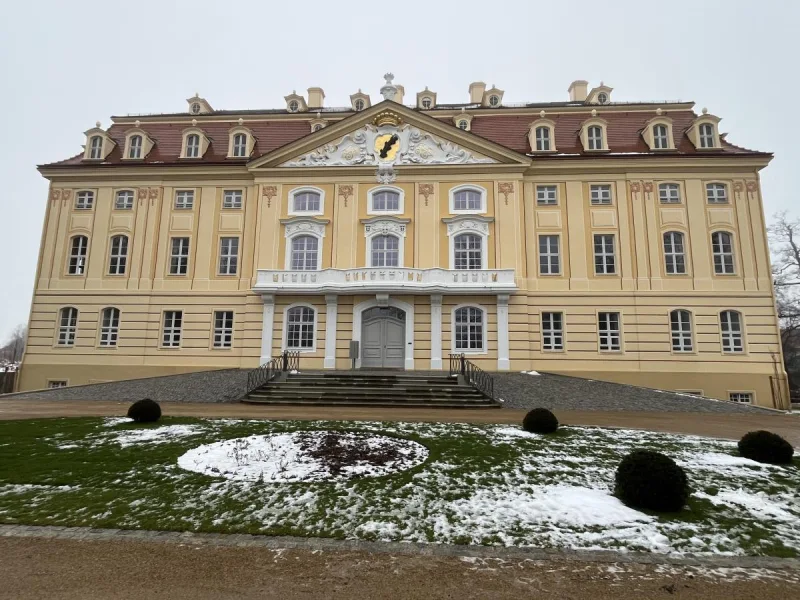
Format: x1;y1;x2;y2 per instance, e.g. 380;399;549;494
245;351;299;395
449;353;495;401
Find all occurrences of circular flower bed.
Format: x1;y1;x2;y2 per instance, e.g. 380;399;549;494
178;431;428;483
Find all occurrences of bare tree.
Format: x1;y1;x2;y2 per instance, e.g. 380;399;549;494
0;324;27;363
769;212;800;393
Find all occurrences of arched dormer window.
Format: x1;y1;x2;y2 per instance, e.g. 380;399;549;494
452;305;487;353
444;216;492;270
368;186;404;215
82;125;115;161
643;117;675;151
417;88;437;110
688;113;722;150
289;187;324;216
227;126;254;158
580;119;609;152
528;119;557;153
449;184;487;214
350;91;370;112
89;135;103;159
128;135;143;158
180;127;209;159
453;113;473;131
123;128;154;160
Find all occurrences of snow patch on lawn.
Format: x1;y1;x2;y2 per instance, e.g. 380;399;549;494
107;425;203;448
102;417;133;427
0;484;78;496
493;427;540;438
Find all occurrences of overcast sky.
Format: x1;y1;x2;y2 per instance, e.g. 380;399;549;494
0;0;797;344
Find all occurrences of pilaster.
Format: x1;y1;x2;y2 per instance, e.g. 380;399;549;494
430;294;443;369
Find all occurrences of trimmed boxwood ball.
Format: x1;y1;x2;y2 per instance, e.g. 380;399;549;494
738;430;794;464
614;450;689;512
127;398;161;423
522;408;559;434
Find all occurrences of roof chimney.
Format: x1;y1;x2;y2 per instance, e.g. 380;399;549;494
568;80;589;102
307;87;325;109
469;81;486;104
395;84;405;105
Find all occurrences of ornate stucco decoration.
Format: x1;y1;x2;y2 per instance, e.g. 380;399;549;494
498;182;514;205
442;215;494;236
643;181;654;194
61;190;72;202
338;185;353;207
361;216;410;238
419;183;434;206
380;73;398;101
262;185;277;208
630;182;641;193
50;189;61;201
281;123;496;168
376;163;396;184
279;217;330;239
745;181;758;193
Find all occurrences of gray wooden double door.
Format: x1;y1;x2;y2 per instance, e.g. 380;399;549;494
361;306;406;368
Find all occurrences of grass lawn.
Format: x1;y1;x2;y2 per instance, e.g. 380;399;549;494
0;416;798;557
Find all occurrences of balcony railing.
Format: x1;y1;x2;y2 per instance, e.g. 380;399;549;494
253;268;517;294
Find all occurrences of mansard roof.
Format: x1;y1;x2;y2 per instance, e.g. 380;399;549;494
39;100;769;170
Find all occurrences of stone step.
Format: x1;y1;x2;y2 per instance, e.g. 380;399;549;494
248;389;486;401
268;382;479;392
241;397;499;408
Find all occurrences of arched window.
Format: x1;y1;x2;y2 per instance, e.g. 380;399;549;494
670;309;693;352
454;233;483;270
711;231;735;274
292;190;321;213
699;123;716;148
535;126;551;151
488;95;500;107
454;306;485;352
232;133;248;157
68;236;88;275
354;98;365;111
108;235;128;275
288;99;299;112
290;235;319;270
663;231;686;275
185;134;200;158
99;307;120;347
458;119;469;130
57;307;78;346
370;235;399;267
421;97;432;109
720;310;744;353
128;135;143;159
653;124;669;149
587;125;603;150
285;306;316;350
89;135;103;159
371;189;400;212
115;190;134;210
453;188;482;211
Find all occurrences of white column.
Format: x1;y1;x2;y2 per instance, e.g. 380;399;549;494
324;294;338;369
259;294;275;365
430;294;443;369
497;294;510;371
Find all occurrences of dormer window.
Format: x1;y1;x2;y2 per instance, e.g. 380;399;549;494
528;119;557;153
597;92;609;104
233;134;246;157
488;95;500;107
313;124;323;131
288;100;299;112
83;124;116;161
581;119;609;152
699;123;715;148
458;120;468;130
89;136;103;159
421;97;432;109
190;102;201;115
643;117;675;151
186;134;200;157
536;127;551;151
588;126;603;149
354;99;365;111
653;125;668;149
227;125;254;158
181;127;208;159
453;113;473;131
688;113;722;150
481;86;504;108
128;135;142;159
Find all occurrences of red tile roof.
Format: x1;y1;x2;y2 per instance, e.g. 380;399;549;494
40;106;766;169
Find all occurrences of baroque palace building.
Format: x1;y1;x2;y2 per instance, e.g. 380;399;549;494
19;75;788;407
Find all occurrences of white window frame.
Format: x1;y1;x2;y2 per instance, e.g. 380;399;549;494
729;391;753;404
457;119;470;130
452;233;485;270
222;189;243;209
535;126;551;151
289;186;324;216
706;182;729;204
593;234;617;275
536;185;558;206
354;98;365;111
99;307;120;347
598;311;622;352
448;184;487;214
711;231;736;275
89;135;103;159
57;307;78;346
587;125;604;150
720;310;744;354
115;190;134;210
75;191;94;210
447;219;490;270
67;235;88;275
185;133;200;158
368;234;401;268
670;309;694;353
538;234;561;275
699;123;716;148
451;304;488;354
169;237;190;275
541;311;564;351
368;185;405;215
108;235;128;275
421;96;433;109
218;237;239;275
213;310;235;349
286;234;322;271
658;183;681;204
663;231;687;275
653;124;669;149
282;303;317;352
174;190;194;210
161;310;183;348
128;134;143;159
589;184;612;205
232;133;248;157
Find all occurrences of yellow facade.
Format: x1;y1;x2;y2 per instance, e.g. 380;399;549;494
19;89;787;408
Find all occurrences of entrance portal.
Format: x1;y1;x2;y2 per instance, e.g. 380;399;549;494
361;306;406;368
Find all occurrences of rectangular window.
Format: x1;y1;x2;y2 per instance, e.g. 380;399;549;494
48;380;68;389
538;235;560;275
68;236;88;275
115;190;134;210
590;184;612;205
541;312;564;351
587;126;603;150
593;234;616;274
99;308;120;347
213;310;234;348
223;190;243;209
598;312;621;351
170;237;190;275
75;191;94;210
218;237;239;275
162;311;183;348
536;185;557;206
720;311;744;353
729;392;752;404
706;183;728;204
663;232;686;275
109;236;128;275
454;307;485;352
175;190;194;209
712;232;735;274
699;124;716;148
658;183;681;204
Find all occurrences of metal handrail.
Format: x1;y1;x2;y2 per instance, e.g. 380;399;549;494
449;353;495;401
245;351;299;395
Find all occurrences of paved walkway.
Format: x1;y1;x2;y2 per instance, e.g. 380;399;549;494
1;398;798;444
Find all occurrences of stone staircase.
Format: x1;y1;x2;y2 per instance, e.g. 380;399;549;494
241;371;500;408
